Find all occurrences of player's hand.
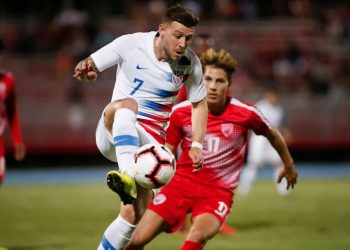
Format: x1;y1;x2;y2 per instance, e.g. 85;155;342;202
277;164;298;190
73;57;98;82
189;147;204;172
14;143;26;161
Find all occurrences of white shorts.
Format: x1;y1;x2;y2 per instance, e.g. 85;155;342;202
95;111;159;163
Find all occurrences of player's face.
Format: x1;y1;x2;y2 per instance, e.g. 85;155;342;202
204;66;230;108
158;21;195;62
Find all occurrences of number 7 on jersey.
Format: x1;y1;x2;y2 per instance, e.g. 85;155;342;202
130;78;144;95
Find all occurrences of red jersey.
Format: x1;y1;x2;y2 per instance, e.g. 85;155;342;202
166;98;272;191
0;70;23;155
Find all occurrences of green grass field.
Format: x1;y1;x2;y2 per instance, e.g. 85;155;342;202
1;179;350;250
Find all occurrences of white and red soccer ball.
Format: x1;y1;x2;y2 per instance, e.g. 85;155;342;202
134;143;176;189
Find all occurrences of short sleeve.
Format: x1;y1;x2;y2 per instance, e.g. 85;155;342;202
91;33;140;72
185;55;206;103
249;106;272;136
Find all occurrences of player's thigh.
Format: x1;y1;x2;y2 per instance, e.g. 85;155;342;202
148;179;191;232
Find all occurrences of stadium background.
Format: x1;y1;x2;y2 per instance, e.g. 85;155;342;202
0;0;349;165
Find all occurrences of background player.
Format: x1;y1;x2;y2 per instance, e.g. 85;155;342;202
73;5;208;250
0;39;26;186
238;87;293;196
127;48;298;250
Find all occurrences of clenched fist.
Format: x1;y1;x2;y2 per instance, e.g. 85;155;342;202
73;57;98;82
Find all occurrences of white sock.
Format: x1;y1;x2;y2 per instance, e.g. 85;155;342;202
113;108;139;176
97;214;136;250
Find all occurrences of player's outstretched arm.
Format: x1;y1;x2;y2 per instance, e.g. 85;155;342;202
73;56;98;82
265;128;298;190
190;97;208;171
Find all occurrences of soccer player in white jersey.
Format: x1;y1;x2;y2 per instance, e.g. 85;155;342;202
73;4;207;250
127;48;298;250
238;88;293;196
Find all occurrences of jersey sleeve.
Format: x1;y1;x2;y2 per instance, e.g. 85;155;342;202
91;33;140;72
166;109;184;148
248;105;272;136
185;55;206;103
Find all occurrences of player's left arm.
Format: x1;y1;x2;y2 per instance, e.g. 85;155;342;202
190;97;208;171
265;128;297;190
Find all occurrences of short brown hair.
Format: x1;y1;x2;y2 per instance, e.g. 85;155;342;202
161;4;200;28
200;48;238;81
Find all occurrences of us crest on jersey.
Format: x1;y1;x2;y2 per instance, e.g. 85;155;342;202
172;74;184;85
221;123;234;137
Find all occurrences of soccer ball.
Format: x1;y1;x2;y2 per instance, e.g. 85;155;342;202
134;143;176;189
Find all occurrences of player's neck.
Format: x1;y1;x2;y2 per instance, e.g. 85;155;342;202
208;101;227;116
153;36;166;62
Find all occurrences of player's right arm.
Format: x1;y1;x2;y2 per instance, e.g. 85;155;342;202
185;54;207;171
189;97;207;171
73;33;138;82
73;56;98;82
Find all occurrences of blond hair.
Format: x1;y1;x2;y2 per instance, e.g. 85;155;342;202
200;48;238;81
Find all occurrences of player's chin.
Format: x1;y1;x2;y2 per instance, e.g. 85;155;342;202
207;96;218;103
173;52;183;61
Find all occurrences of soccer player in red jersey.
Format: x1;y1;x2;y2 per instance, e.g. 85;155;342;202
126;48;298;250
175;33;236;235
0;39;26;186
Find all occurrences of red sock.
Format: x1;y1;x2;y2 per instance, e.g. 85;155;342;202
180;240;203;250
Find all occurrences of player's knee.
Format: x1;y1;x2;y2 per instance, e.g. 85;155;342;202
129;232;147;248
104;98;138;130
187;228;214;244
111;98;138;113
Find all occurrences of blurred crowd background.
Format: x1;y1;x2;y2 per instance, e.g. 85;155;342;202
0;0;349;163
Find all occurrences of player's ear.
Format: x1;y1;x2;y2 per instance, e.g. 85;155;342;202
158;23;167;36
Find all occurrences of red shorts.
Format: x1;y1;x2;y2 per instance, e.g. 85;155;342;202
148;175;233;232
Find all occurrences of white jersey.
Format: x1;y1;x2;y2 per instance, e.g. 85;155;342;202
247;99;284;164
91;31;206;142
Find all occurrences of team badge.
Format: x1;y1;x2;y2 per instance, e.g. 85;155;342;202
221;123;234;137
172;74;184;85
169;56;191;86
153;193;167;205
